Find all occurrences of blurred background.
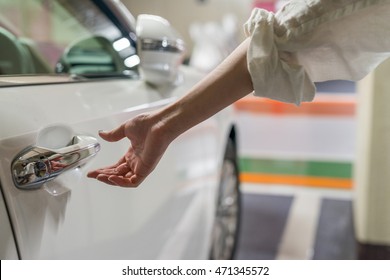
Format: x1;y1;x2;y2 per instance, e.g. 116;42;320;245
123;0;250;54
1;0;388;260
121;0;390;260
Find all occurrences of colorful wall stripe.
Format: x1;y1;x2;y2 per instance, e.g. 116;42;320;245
235;94;356;189
234;95;355;117
239;158;353;189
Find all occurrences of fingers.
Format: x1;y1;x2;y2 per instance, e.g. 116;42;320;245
86;170;101;179
105;174;144;188
95;174;118;186
87;168;117;179
92;173;143;188
87;161;144;187
99;123;126;142
87;162;128;178
87;153;129;178
88;166;144;187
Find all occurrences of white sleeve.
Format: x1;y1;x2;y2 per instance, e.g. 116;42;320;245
244;0;390;105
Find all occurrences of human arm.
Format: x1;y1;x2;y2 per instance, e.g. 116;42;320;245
88;0;390;188
87;38;254;187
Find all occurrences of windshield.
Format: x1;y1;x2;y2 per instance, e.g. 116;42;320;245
0;0;138;78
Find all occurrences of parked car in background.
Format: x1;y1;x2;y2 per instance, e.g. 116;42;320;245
0;0;240;260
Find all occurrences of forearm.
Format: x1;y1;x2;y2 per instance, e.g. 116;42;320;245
154;38;253;142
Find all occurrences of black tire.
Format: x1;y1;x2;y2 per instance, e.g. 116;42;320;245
209;138;241;260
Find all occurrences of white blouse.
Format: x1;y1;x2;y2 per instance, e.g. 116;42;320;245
244;0;390;105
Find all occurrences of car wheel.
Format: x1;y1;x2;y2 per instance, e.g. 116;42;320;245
210;138;241;260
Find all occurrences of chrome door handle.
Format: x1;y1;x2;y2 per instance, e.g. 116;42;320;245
11;135;100;190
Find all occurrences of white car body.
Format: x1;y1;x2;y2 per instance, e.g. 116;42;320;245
0;0;239;259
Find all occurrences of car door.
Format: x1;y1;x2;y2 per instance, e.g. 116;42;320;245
0;0;222;259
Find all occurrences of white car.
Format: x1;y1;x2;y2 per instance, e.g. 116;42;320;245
0;0;240;260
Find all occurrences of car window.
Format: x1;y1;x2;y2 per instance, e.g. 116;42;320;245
0;0;138;81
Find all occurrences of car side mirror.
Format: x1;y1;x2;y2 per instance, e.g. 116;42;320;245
136;14;186;86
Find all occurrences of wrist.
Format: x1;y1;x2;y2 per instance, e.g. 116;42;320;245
149;104;185;147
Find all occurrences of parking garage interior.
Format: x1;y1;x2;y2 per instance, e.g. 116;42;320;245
1;0;390;265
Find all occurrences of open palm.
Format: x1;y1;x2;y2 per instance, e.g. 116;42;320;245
87;114;168;187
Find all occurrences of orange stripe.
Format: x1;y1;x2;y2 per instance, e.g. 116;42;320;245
240;173;353;189
234;96;355;116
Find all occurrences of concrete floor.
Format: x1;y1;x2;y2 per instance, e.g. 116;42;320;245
234;183;356;260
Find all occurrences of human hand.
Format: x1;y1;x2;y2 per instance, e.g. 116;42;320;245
87;113;169;187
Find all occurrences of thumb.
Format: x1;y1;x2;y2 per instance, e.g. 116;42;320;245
99;123;126;142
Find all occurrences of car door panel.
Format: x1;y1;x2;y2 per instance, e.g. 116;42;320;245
0;189;18;259
0;67;220;259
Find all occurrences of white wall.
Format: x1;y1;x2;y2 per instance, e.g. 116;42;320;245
354;58;390;245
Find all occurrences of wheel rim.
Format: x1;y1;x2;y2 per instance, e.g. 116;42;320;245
210;159;240;260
